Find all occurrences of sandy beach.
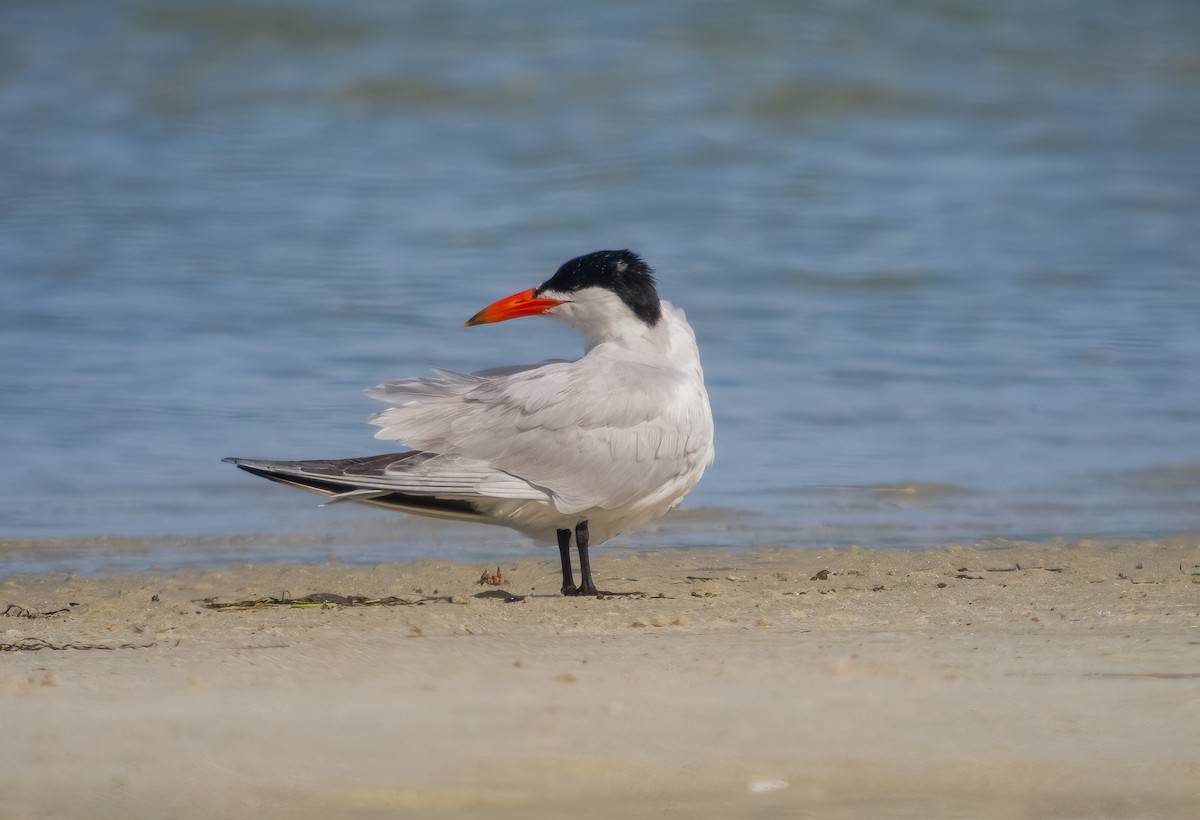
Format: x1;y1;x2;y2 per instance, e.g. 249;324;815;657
3;537;1198;819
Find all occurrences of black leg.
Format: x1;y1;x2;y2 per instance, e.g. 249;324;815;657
575;520;598;596
557;528;578;596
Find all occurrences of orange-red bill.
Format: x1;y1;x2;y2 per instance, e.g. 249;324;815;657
464;289;567;326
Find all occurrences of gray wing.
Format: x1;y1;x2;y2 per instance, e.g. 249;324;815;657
222;450;552;521
366;358;712;515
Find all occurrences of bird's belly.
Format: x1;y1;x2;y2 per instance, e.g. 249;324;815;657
472;467;699;546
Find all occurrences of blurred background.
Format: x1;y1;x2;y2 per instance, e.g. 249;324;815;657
2;0;1198;575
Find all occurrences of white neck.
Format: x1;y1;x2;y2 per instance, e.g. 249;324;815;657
541;286;658;352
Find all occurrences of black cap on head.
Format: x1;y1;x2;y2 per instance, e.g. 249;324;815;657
537;250;662;326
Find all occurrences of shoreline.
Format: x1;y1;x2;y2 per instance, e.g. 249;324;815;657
3;523;1197;580
4;537;1199;818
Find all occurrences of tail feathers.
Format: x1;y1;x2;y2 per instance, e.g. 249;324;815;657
222;454;482;522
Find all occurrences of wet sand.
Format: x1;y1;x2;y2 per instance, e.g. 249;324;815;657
3;537;1199;819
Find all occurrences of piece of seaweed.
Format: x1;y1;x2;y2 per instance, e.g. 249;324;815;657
195;592;450;611
1;638;156;652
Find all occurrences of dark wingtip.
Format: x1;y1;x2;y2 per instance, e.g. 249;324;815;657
221;457;240;465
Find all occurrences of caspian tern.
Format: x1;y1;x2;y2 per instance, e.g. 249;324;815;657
224;250;714;596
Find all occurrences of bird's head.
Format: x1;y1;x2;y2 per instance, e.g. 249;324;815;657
465;250;662;344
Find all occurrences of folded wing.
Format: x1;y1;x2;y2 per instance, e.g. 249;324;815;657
366;355;711;515
222;450;553;523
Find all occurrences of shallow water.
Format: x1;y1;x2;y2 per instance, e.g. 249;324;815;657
2;1;1199;576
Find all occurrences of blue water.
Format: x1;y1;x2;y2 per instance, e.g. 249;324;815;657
2;0;1199;576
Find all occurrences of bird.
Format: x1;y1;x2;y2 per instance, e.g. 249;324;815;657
224;250;714;597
